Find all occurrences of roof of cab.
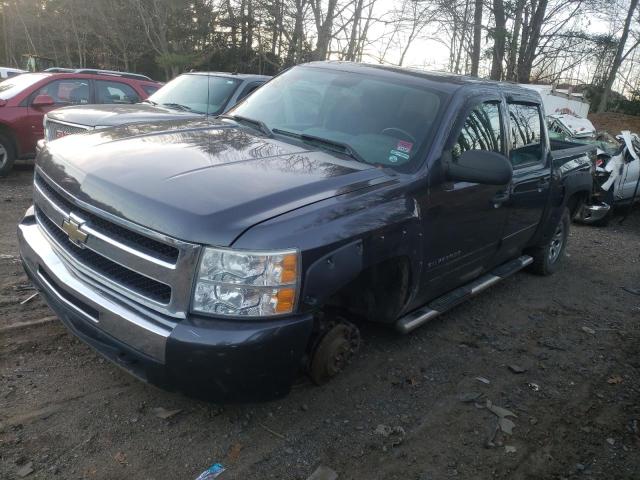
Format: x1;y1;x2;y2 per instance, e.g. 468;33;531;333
301;61;542;101
187;72;271;81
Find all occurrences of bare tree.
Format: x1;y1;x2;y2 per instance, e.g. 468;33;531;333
598;0;639;111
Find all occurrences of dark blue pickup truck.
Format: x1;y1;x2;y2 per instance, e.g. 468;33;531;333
18;62;594;402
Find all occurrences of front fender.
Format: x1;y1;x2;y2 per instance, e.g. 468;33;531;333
232;180;423;314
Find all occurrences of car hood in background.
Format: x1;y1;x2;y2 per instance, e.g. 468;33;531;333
47;103;201;127
37;119;391;246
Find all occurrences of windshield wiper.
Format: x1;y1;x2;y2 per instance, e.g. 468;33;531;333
220;114;273;137
142;99;157;106
162;102;201;113
273;128;367;164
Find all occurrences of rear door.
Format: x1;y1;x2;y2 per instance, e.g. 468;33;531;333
421;96;510;299
95;80;141;105
500;100;550;254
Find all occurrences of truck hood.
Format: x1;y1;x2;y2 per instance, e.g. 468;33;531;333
47;103;200;127
37;119;390;246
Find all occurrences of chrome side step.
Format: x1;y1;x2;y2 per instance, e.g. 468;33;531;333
396;255;533;334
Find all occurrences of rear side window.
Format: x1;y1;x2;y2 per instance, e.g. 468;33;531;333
236;82;262;102
96;80;140;104
452;102;502;160
35;79;90;105
143;84;160;96
508;103;543;167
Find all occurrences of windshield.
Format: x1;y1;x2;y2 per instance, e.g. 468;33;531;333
0;73;47;100
148;74;241;115
228;66;447;171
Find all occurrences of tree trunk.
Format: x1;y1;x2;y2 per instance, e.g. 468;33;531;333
598;0;639;112
346;0;364;61
311;0;338;60
470;0;482;76
516;0;548;83
490;0;506;80
506;0;525;81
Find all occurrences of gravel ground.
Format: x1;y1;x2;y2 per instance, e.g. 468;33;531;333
1;164;640;480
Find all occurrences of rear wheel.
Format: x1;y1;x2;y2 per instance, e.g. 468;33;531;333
0;133;16;177
529;208;570;276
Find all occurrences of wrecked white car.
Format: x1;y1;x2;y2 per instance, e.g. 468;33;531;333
548;114;640;225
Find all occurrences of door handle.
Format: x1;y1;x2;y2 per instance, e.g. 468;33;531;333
492;191;510;208
537;178;550;192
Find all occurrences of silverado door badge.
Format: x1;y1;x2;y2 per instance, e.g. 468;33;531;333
62;215;88;247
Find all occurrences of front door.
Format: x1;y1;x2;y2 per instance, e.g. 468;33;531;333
420;98;510;301
27;78;91;147
500;101;550;256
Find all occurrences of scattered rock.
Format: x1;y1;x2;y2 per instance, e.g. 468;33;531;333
581;326;596;335
16;462;34;477
475;376;490;384
485;400;517;436
607;375;623;385
307;465;338;480
227;442;242;462
374;424;406;446
508;364;526;374
527;382;540;392
151;407;182;420
621;286;640;296
606;438;615;446
504;445;517;454
114;451;127;466
301;404;309;412
458;392;483;403
528;313;544;322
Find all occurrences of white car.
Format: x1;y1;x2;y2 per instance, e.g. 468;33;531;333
0;67;26;79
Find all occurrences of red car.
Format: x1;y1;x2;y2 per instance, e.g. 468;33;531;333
0;70;160;176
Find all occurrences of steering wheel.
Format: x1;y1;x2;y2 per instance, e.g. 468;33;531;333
381;127;416;144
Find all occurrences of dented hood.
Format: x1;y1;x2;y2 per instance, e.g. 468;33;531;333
37;119;388;246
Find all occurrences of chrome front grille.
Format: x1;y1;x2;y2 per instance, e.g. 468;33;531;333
33;169;201;318
45;120;90;142
36;175;180;263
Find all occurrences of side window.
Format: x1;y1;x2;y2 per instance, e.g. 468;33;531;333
143;84;160;96
452;102;502;160
236;82;262;102
34;79;90;105
508;103;543;167
96;80;140;104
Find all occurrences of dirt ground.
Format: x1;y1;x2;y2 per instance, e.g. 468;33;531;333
588;112;640;134
1;162;640;480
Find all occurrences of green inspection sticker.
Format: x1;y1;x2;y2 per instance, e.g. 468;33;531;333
388;149;410;162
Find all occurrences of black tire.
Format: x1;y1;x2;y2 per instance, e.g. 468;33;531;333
0;133;16;177
529;207;570;276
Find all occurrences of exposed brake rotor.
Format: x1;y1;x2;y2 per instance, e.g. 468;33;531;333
309;320;361;385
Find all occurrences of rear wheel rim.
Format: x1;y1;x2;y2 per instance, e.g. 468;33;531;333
548;221;564;263
0;144;7;168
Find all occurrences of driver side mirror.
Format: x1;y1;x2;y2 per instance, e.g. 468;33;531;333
32;94;55;107
446;150;513;185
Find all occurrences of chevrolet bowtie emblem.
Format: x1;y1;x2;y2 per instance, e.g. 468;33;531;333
62;216;88;247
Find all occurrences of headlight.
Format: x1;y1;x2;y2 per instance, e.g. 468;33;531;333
192;247;299;317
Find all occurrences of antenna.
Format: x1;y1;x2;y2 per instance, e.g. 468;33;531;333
206;52;211;119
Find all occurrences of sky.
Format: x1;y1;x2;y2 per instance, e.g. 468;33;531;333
356;0;619;79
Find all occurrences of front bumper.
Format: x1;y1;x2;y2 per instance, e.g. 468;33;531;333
576;201;611;224
18;209;314;402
